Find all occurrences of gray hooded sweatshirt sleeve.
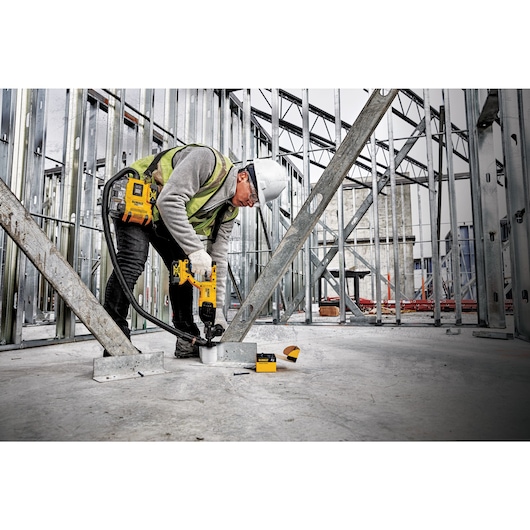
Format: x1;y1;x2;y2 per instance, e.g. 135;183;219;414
155;145;238;312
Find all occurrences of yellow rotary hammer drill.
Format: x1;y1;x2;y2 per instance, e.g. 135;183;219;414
170;259;225;347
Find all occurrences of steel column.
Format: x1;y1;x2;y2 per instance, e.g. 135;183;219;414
202;89;214;146
132;89;154;332
100;89;124;304
1;89;30;344
499;89;530;341
371;133;382;324
335;89;347;323
79;94;99;294
271;88;282;322
465;89;506;328
164;89;177;149
302;89;312;323
55;89;87;339
220;90;231;155
388;109;402;324
0;89;17;342
184;89;197;143
220;89;233;315
442;89;463;324
0;89;16;188
424;89;442;325
159;89;178;324
22;89;48;324
240;89;253;309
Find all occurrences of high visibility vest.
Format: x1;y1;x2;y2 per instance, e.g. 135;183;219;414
130;144;239;238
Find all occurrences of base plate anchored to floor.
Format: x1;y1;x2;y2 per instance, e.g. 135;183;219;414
93;351;167;382
472;331;514;340
217;342;257;363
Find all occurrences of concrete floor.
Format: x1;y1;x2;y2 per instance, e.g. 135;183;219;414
1;314;530;441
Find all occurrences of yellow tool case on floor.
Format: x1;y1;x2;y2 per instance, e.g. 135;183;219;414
256;353;277;373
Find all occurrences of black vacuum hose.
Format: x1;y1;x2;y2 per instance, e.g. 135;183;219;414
101;168;207;346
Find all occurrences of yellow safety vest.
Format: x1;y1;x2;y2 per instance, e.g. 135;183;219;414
130;144;239;238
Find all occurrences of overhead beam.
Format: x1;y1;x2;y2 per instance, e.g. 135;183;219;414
222;89;399;342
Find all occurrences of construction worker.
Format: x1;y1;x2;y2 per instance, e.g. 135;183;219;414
103;143;287;357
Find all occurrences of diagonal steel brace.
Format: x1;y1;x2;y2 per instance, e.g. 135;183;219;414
222;89;399;343
0;177;167;381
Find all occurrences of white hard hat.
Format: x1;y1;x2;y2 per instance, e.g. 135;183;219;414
251;158;287;207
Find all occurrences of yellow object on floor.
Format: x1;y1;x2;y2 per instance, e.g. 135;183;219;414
283;345;300;362
256;353;277;373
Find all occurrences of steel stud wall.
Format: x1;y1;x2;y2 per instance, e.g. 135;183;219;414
1;88;529;350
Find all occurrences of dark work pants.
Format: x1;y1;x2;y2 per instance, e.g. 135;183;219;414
103;219;200;340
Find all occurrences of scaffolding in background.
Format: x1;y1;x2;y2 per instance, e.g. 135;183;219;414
1;88;529;348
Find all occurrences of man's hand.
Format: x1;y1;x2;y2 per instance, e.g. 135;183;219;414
188;249;212;277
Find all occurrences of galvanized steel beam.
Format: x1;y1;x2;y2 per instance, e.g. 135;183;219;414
499;89;530;341
302;89;312;323
271;88;282;322
240;89;253;311
0;89;28;344
222;89;398;342
0;177;139;356
424;89;442;326
79;95;99;294
370;132;383;324
465;89;506;328
100;89;124;306
388;109;402;324
55;89;87;339
131;89;154;332
0;89;17;341
10;90;34;342
442;89;463;324
335;89;347;323
22;89;48;325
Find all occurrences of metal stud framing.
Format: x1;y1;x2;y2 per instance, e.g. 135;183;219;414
1;88;529;351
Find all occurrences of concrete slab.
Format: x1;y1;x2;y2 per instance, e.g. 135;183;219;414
0;316;529;441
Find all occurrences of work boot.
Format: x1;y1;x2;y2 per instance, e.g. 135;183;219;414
174;338;199;358
173;320;200;358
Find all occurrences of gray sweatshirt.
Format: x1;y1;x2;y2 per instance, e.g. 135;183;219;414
156;145;240;311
